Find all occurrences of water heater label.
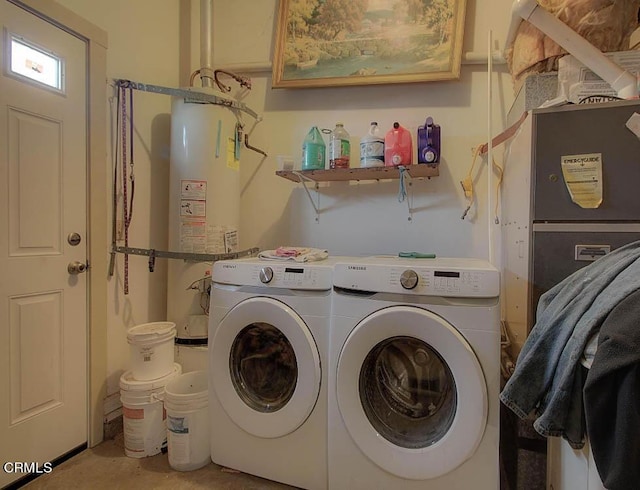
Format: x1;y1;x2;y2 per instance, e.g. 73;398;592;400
224;230;238;253
180;200;206;218
180;221;206;253
180;180;206;200
205;225;238;254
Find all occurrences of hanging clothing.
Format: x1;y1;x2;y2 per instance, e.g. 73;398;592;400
500;240;640;448
584;288;640;490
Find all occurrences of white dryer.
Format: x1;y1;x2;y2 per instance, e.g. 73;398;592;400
329;257;501;490
208;257;345;490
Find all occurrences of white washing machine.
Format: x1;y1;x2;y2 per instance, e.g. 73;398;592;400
329;257;501;490
208;256;348;490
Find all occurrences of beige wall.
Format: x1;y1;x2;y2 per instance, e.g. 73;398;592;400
56;0;179;393
56;0;518;397
201;0;516;260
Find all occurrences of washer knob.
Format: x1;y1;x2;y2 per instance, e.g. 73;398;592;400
400;269;419;290
259;267;274;284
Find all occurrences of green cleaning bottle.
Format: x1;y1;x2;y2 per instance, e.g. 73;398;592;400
302;126;326;170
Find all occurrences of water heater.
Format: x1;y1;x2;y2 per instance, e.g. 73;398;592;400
167;87;241;342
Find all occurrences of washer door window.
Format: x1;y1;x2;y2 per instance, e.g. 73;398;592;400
337;306;487;480
230;322;297;413
360;336;456;449
212;297;321;438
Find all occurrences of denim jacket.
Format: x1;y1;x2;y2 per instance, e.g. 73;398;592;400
500;240;640;448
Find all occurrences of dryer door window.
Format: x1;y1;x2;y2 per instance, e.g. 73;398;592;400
360;336;456;449
230;322;297;413
211;297;321;439
337;305;487;480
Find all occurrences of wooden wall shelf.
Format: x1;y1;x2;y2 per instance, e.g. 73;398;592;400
276;165;439;183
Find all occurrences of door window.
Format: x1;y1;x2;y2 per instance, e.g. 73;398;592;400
6;31;64;93
359;336;456;449
230;322;297;413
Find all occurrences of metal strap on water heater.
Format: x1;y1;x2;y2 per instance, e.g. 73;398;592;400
115;79;260;120
112;246;260;273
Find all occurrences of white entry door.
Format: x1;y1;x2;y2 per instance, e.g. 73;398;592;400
0;1;88;486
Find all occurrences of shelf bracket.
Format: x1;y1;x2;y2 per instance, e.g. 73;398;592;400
292;171;320;223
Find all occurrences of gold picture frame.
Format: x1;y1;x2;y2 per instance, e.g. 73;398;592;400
272;0;467;89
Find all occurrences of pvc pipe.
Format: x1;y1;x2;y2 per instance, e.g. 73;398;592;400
528;4;637;98
506;0;638;99
200;0;214;87
505;0;537;50
487;30;494;265
463;51;506;65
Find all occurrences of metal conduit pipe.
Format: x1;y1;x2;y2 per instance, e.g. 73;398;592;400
217;52;507;74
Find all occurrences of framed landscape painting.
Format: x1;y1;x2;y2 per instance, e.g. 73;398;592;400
272;0;467;89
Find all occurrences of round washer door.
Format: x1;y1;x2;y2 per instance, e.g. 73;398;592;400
211;297;321;438
336;305;487;480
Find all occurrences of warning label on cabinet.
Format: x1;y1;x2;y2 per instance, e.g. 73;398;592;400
560;153;603;209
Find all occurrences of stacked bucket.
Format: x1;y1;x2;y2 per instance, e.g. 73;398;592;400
120;322;180;459
165;370;210;471
120;321;209;471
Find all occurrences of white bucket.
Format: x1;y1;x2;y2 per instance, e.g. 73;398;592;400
174;344;208;373
164;370;209;471
127;321;176;380
120;363;182;458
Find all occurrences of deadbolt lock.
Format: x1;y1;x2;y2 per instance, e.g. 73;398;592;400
67;233;82;246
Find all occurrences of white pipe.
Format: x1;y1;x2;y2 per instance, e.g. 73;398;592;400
487;30;494;265
216;51;507;75
463;51;506;65
200;0;214;87
507;0;638;99
505;0;537;50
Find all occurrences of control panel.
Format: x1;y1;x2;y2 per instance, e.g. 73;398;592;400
213;260;333;290
390;268;487;295
334;259;499;298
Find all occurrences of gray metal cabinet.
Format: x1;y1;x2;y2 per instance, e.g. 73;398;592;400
501;99;640;490
532;102;640;222
503;99;640;350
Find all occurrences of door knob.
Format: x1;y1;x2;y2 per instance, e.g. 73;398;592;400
68;261;87;275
